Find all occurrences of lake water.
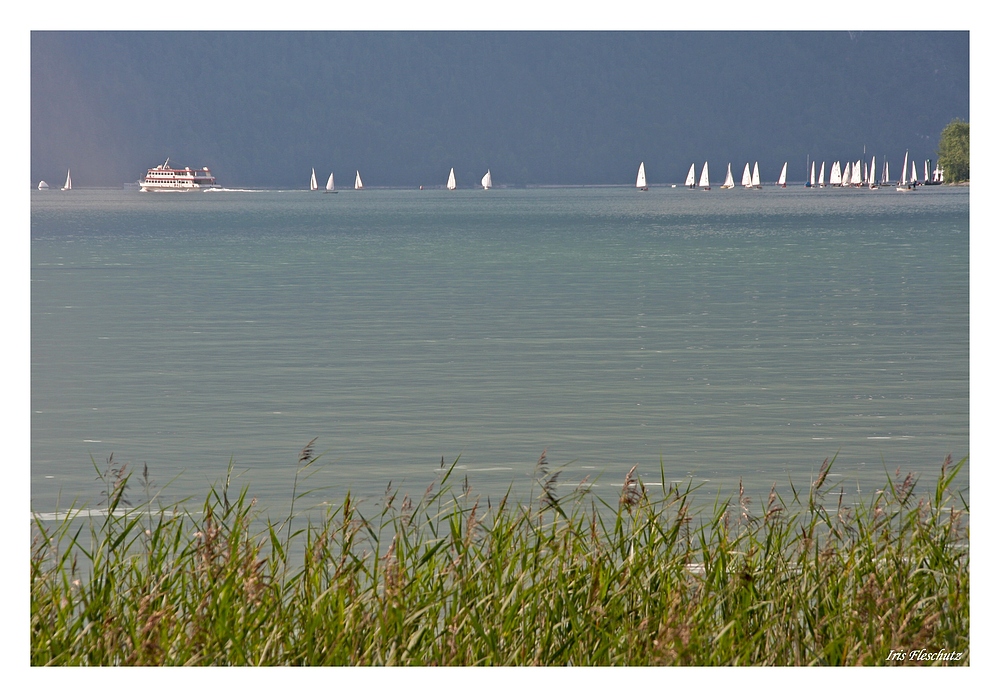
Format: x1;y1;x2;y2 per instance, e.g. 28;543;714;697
31;186;969;516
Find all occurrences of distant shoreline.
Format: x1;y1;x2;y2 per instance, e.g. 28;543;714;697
32;182;972;192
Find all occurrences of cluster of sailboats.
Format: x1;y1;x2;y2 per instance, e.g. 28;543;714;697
310;166;494;191
801;151;943;192
446;167;493;190
636;151;943;192
311;168;364;193
441;167;493;190
307;154;941;192
636;160;762;191
671;161;766;191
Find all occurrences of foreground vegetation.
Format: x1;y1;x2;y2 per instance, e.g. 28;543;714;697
31;446;969;666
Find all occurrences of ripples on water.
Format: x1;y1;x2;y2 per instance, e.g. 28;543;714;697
31;186;969;515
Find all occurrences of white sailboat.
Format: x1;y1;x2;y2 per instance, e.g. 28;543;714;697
869;156;878;189
355;171;364;190
325;173;336;193
776;162;787;187
897;151;911;191
310;168;318;191
910;160;919;186
818;162;825;188
809;161;816;188
932;162;944;184
482;169;493;190
37;180;49;190
721;163;735;189
635;162;647;190
830;161;842;186
685;163;696;188
61;169;72;191
851;160;862;186
698;162;710;190
741;163;752;188
751;162;761;189
882;160;890;186
447;167;457;191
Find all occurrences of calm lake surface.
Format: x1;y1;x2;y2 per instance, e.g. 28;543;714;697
31;186;969;516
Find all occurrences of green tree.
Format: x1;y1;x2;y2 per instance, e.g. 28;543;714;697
937;119;970;183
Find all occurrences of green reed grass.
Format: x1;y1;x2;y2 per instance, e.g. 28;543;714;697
31;447;969;666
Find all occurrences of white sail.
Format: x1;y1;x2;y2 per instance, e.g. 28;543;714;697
818;162;825;187
851;160;862;186
924;160;930;184
447;167;457;190
776;162;787;187
355;171;363;190
882;160;890;185
698;162;710;189
61;169;72;191
310;168;318;191
482;169;493;190
911;160;918;184
685;163;696;188
635;162;647;189
830;161;842;186
897;151;911;191
810;161;816;188
37;180;49;190
741;163;752;187
751;162;761;188
325;173;335;192
721;163;735;189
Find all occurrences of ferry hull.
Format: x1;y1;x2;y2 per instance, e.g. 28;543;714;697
139;182;219;192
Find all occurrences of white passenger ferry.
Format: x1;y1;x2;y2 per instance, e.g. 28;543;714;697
140;158;219;192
